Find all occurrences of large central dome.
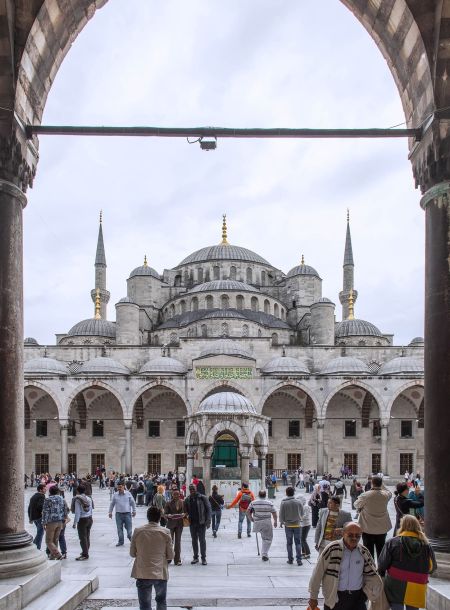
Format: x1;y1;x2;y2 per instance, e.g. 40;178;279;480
178;244;270;266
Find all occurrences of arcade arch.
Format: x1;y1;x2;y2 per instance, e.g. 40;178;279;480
388;383;424;477
24;385;60;475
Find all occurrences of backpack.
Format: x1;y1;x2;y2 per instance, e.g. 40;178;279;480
335;481;343;490
239;492;252;510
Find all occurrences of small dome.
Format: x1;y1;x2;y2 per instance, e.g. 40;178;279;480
287;263;320;279
81;357;130;375
129;264;160;280
24;337;39;345
189;280;257;293
335;319;382;338
198;391;256;414
140;356;187;375
409;337;424;346
262;356;310;375
178;244;270;266
24;357;68;376
198;339;253;360
317;297;334;304
378;357;423;376
67;318;116;338
117;296;136;304
320;356;369;375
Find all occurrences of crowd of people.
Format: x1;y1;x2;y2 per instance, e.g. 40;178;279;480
27;468;432;610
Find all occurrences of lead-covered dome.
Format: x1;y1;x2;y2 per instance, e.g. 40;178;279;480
80;356;130;375
409;337;424;346
24;337;39;345
178;244;270;266
197;339;253;360
262;356;310;375
335;319;382;338
24;357;68;376
139;356;187;375
320;356;369;375
198;391;256;414
129;263;160;280
67;318;116;338
378;357;423;376
287;261;320;279
189;280;257;293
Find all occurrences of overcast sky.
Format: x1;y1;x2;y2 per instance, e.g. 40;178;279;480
24;0;424;346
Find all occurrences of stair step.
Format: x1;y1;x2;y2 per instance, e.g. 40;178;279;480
24;575;98;610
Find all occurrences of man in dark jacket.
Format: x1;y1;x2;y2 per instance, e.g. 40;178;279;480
184;484;211;565
28;483;46;549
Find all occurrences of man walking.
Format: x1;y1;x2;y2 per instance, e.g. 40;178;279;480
354;475;392;561
27;483;46;549
247;490;277;561
279;486;304;565
41;485;65;559
72;484;93;561
308;523;382;610
130;506;174;610
184;484;211;565
315;496;352;554
109;481;136;546
227;482;255;538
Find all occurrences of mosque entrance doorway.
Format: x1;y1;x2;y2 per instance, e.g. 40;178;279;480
212;433;238;468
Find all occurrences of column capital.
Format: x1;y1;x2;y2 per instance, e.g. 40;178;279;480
240;445;252;459
410;117;450;193
420;182;450;210
124;420;133;430
0;124;37;193
201;445;213;459
186;446;197;459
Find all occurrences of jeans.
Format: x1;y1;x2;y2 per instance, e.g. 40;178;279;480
170;525;183;563
77;516;92;557
33;518;44;550
189;523;207;560
301;525;311;555
211;510;222;533
362;532;386;562
136;578;167;610
59;524;67;555
285;526;302;561
116;512;133;544
238;510;251;535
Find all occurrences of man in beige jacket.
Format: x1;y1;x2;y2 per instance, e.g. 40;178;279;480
130;506;174;610
354;475;392;562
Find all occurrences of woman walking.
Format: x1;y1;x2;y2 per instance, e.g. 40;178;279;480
209;485;224;537
300;499;311;558
393;483;424;534
152;485;167;526
165;489;185;565
378;514;436;610
308;484;322;528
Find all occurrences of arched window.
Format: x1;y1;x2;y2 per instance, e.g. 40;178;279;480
221;323;229;337
205;268;210;281
242;324;249;337
264;299;270;314
261;271;266;286
169;304;175;318
236;295;244;310
281;308;285;320
191;297;199;311
187;328;193;337
170;332;178;345
206;295;213;309
274;303;279;317
230;266;237;280
251;296;259;312
174;275;181;287
271;332;279;346
358;340;366;346
258;329;262;337
197;268;203;283
246;267;253;283
201;324;208;338
221;294;229;309
213;265;220;280
153;334;159;346
180;300;186;314
184;270;189;284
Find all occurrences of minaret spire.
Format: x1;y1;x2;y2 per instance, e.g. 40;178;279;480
338;210;358;320
91;212;110;319
221;214;229;245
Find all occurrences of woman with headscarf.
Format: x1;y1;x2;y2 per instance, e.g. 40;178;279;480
378;514;436;610
165;488;185;565
393;483;424;534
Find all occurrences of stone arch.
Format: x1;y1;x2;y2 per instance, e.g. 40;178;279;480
65;380;127;419
322;380;385;420
185;423;201;447
204;420;250;446
129;380;187;417
385;380;425;416
252;423;269;451
24;381;63;415
191;296;199;311
194;381;250;410
258;381;321;417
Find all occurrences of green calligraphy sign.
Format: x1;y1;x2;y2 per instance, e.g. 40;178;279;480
195;366;253;380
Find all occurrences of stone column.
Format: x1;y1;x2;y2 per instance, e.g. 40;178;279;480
185;446;196;484
380;424;388;475
124;421;132;475
259;452;267;491
0;179;46;576
316;421;325;475
421;183;450;575
60;423;69;473
240;446;251;485
201;446;213;495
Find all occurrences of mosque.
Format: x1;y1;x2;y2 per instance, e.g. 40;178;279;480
23;215;424;490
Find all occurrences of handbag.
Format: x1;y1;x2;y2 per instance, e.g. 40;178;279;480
183;516;190;527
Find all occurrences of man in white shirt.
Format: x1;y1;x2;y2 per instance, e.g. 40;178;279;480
109;482;136;546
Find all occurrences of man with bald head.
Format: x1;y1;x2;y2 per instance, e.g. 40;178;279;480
309;522;382;610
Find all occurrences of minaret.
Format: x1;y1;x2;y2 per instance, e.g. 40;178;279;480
338;210;358;320
90;211;110;319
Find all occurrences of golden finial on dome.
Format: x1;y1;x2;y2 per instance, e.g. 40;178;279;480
143;254;148;268
348;288;355;320
99;210;103;224
94;288;101;320
221;214;229;245
301;254;305;265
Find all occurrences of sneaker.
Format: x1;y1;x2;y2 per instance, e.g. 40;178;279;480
61;553;67;559
287;559;293;564
201;559;207;565
238;533;241;539
115;543;124;547
297;560;303;566
213;532;217;538
304;554;310;559
76;556;89;561
176;561;182;566
247;533;251;537
191;558;199;564
262;556;269;561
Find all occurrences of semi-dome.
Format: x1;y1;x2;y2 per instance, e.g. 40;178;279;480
335;318;382;338
24;357;68;376
320;356;369;375
378;357;423;376
287;262;320;279
409;337;424;346
178;244;270;266
189;280;257;293
262;356;310;375
139;356;187;375
198;391;256;414
67;318;116;338
24;337;39;345
198;339;253;360
80;356;130;375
